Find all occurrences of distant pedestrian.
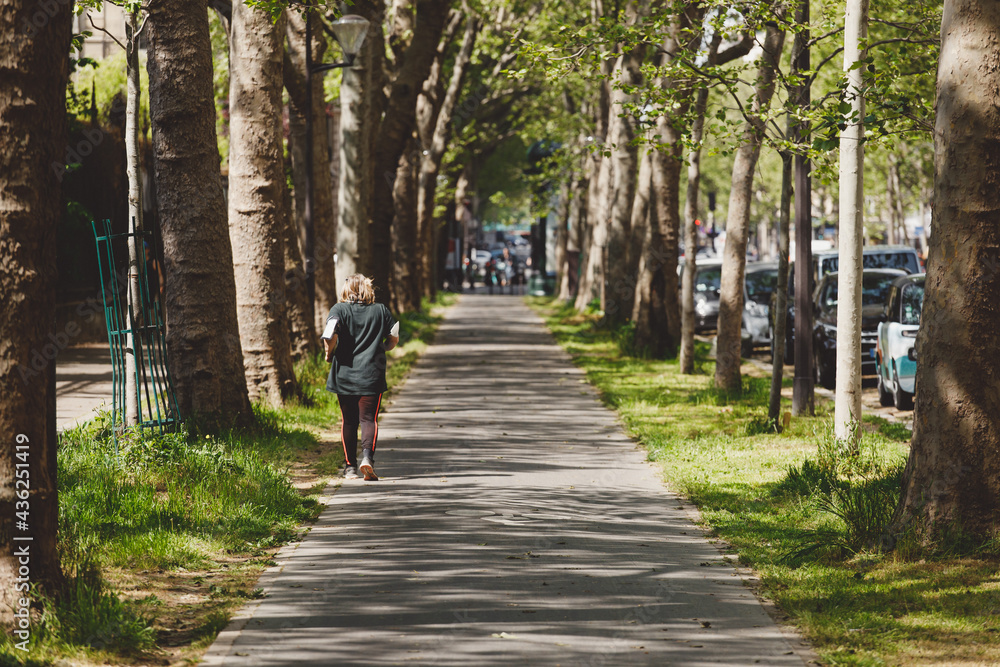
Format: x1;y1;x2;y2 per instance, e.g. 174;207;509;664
500;247;514;294
485;258;496;295
322;274;399;481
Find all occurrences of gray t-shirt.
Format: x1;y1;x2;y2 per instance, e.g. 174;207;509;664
325;302;398;395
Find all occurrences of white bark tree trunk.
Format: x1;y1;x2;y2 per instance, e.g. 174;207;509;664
834;0;869;444
125;12;143;426
337;61;367;289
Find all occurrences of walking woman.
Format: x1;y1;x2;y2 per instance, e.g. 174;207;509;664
322;274;399;480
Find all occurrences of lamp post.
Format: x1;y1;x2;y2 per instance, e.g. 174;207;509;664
303;10;369;308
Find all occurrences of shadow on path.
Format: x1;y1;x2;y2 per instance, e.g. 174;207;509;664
204;295;811;666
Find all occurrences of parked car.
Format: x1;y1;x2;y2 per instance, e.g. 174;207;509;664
811;269;906;389
773;245;922;366
742;262;779;354
676;260;775;356
688;260;723;331
875;273;925;410
813;245;921;284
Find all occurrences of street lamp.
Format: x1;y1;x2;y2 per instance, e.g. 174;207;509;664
303;9;369;310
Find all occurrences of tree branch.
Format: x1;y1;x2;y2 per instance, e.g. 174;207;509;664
807;25;843;48
88;13;127;51
715;31;755;64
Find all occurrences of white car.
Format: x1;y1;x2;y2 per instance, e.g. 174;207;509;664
875;273;925;410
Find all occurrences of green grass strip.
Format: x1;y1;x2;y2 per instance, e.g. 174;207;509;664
530;297;1000;667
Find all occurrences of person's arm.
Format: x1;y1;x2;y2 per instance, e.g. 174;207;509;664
321;316;339;362
383;319;400;351
323;334;338;362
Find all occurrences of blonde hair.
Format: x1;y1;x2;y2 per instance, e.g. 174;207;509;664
340;273;376;304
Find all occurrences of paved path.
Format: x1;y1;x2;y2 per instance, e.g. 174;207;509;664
56;343;112;431
204;295;813;666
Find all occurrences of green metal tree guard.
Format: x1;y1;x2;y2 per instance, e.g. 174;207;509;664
92;219;180;447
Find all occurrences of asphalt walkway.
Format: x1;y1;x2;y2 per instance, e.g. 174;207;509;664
56;343;113;431
203;294;813;666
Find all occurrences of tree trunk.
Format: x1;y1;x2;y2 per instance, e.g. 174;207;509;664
147;0;253;427
834;0;869;443
625;149;652;307
125;12;143;426
337;59;369;289
630;4;713;356
0;0;72;621
554;177;572;297
558;165;588;301
604;44;644;325
282;148;319;361
574;67;613;312
769;152;793;421
370;0;451;303
417;14;478;299
888;157;906;245
414;10;461;299
576;86;619;313
392;135;421;313
888;0;1000;546
792;0;814;416
714;14;787;392
288;102;308;265
285;12;336;329
631;126;683;357
680;85;710;374
228;4;297;405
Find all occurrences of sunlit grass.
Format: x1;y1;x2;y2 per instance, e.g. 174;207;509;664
529;296;1000;667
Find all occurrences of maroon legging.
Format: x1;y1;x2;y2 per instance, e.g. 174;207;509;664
338;394;382;468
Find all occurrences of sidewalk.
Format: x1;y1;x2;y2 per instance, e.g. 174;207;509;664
56;343;112;431
203;295;814;666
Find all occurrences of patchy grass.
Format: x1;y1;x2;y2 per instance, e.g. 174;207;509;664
530;296;1000;667
0;295;453;667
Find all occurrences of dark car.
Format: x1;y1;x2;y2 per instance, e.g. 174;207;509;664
774;245;923;366
811;269;906;389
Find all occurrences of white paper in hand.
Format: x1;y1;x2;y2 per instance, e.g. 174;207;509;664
321;318;339;340
390;321;400;338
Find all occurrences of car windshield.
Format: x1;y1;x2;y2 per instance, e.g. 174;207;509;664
900;282;925;325
825;251;920;275
745;270;778;303
824;273;900;307
696;267;722;294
